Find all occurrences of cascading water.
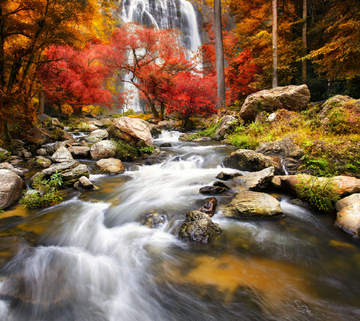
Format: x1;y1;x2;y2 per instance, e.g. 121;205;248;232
120;0;202;112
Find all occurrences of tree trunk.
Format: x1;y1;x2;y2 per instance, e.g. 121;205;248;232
214;0;225;107
302;0;307;82
272;0;278;88
3;120;13;150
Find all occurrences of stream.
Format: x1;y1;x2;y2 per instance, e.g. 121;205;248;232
0;131;360;321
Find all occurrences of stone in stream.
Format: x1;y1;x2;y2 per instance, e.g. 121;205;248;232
28;156;52;169
334;194;360;238
198;197;218;217
232;166;275;192
90;140;117;159
95;158;125;174
67;146;91;158
214;115;240;141
0;162;24;177
179;210;221;244
139;211;167;228
52;145;74;163
74;176;98;191
160;142;172;148
216;171;242;181
199;185;228;195
223;191;284;219
84;129;109;144
255;137;304;159
0;169;25;209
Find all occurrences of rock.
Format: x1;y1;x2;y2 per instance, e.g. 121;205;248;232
138;119;161;137
198;197;218;217
232;167;275;191
61;131;75;142
0;148;9;155
88;119;103;127
85;129;109;144
51;118;64;129
42;160;78;176
95;158;125;174
25;127;47;145
179;211;221;243
199;186;228;194
29;156;52;168
78;176;96;189
157;120;178;130
0;169;25;209
223;191;284;219
0;162;24;177
216;171;242;180
142;150;169;165
90;140;117;159
58;164;90;186
108;117;153;147
335;194;360;238
272;175;360;198
223;149;282;173
36;148;48;156
160;143;172;148
192;137;212;142
67;146;91;158
213;181;231;190
255;137;304;159
88;124;99;132
239;85;310;121
282;157;301;175
52;145;74;163
214;115;240;141
139;211;167;228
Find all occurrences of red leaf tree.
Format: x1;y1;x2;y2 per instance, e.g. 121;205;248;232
164;72;218;129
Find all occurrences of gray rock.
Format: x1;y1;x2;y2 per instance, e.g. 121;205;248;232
67;146;91;158
255;137;304;159
42;160;78;176
0;148;9;155
79;176;95;189
0;162;24;177
232;167;275;191
214;115;240;141
216;171;242;180
52;145;74;163
36;148;48;156
0;169;25;209
60;164;90;187
179;211;221;243
199;186;228;194
335;194;360;238
85;129;109;144
51;118;64;129
90;140;117;159
160;143;172;148
29;156;52;168
223;191;284;219
239;84;310;121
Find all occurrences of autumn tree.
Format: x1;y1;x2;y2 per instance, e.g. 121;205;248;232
0;0;99;145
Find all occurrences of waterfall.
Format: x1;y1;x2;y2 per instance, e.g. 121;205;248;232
120;0;202;112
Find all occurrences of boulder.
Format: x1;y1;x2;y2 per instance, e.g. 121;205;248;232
107;117;153;147
223;191;284;219
179;211;221;243
36;148;48;156
67;146;91;158
79;176;96;189
90;140;117;159
25;127;47;145
157;120;178;130
51;118;64;129
272;175;360;198
57;164;90;187
139;211;167;228
0;148;9;156
198;197;218;217
84;129;109;144
214;115;240;141
138;119;162;137
200;185;228;195
52;145;74;163
95;158;125;174
88;124;99;132
223;149;283;173
255;137;304;159
239;85;310;121
42;160;78;176
0;162;24;177
29;156;52;168
216;171;242;181
232;166;275;191
335;194;360;238
0;169;25;209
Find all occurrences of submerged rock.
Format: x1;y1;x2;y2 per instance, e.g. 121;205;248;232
179;210;221;243
223;191;284;219
198;197;218;217
335;194;360;238
0;169;25;209
199;185;228;195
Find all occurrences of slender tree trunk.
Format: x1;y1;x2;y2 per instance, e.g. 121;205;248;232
272;0;278;88
3;120;12;149
302;0;307;82
214;0;225;107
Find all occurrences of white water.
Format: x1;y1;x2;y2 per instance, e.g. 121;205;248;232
120;0;202;112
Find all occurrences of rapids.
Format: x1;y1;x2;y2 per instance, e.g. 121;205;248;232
0;131;360;321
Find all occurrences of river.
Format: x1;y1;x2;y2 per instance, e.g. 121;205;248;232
0;131;360;321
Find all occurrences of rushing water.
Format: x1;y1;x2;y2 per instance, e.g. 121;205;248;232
1;131;360;321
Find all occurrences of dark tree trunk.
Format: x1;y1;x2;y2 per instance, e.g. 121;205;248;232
214;0;225;107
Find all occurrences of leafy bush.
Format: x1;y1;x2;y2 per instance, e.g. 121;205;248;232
20;173;63;209
187;123;219;141
296;176;340;211
139;146;154;154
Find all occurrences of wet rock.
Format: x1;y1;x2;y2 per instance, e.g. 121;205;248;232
8;156;23;166
223;191;284;219
239;84;310;121
335;194;360;238
67;146;91;158
74;176;96;190
157;120;179;130
42;160;78;176
0;148;9;156
199;186;228;194
0;162;24;177
88;124;99;132
232;167;275;191
95;158;125;174
179;210;221;243
214;115;240;141
160;143;172;148
272;175;360;198
36;148;48;156
138;119;161;137
59;164;90;186
255;137;304;159
139;211;167;228
51;118;64;129
0;169;25;209
52;145;74;163
90;140;117;159
213;181;231;190
84;129;109;144
29;156;52;168
223;149;282;173
198;197;218;217
216;171;242;181
282;157;301;175
192;137;212;142
25;127;47;145
108;117;153;147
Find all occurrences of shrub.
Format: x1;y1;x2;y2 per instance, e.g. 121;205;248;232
296;176;340;212
112;139;139;160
